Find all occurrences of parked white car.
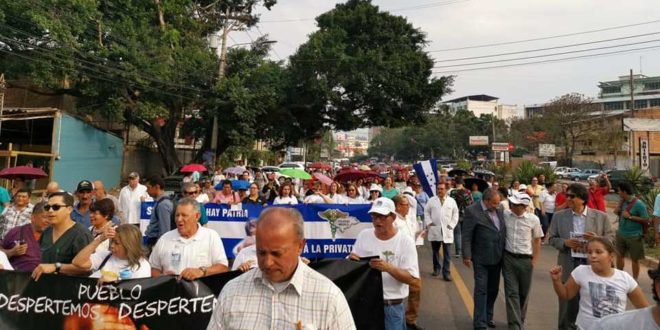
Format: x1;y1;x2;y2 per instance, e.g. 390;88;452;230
556;167;580;179
278;162;305;171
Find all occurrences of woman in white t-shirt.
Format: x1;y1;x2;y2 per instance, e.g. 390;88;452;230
344;183;366;204
273;183;298;205
73;224;151;281
550;237;649;329
0;250;13;270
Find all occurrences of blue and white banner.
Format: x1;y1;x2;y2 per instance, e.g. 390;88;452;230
413;159;439;197
140;202;374;259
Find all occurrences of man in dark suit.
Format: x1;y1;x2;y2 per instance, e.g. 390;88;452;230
463;188;506;329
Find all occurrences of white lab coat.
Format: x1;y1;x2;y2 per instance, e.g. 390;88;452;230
424;195;459;243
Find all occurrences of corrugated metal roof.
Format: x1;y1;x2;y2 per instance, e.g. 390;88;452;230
0;107;59;121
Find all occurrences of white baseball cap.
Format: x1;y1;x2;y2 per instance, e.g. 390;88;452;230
508;192;532;206
368;197;395;216
369;183;383;193
403;186;415;196
518;184;527;191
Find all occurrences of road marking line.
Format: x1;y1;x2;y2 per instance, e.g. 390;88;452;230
450;262;474;319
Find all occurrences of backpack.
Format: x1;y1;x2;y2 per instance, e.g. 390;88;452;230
451;188;473;216
152;195;176;232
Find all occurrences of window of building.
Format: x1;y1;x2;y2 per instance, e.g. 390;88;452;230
601;86;621;94
604;102;623;111
644;82;660;90
650;99;660;107
635;100;648;109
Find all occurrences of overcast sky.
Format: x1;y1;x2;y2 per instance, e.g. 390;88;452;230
229;0;660;109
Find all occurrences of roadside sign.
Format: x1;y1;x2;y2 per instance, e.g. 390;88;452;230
469;136;489;146
640;137;649;170
492;142;509;151
539;144;556;157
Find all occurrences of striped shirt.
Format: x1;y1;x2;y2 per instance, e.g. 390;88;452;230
0;203;33;240
207;259;355;330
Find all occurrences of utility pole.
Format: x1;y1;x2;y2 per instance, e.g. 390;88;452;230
629;69;635;167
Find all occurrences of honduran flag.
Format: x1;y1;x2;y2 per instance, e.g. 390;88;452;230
413;159;439;197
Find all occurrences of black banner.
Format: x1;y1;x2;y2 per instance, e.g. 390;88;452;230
0;260;384;330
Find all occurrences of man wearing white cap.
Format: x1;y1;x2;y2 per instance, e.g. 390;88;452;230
502;192;543;330
350;197;420;330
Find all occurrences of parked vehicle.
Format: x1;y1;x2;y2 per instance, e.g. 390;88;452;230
556;167;580;179
606;170;654;193
278;162;305;171
569;169;600;181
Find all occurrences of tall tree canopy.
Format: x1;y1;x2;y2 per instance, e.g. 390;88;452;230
284;0;453;142
0;0;276;174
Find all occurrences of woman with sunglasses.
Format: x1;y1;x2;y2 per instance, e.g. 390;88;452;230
550;237;648;329
89;199;115;253
367;183;382;202
73;224;151;281
344;183;366;204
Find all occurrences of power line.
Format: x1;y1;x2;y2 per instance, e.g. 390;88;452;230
429;18;660;52
432;38;660;68
0;23;210;94
434;31;660;61
254;26;283;60
0;44;201;101
432;44;660;74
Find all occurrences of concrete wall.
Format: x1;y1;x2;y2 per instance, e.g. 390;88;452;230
52;114;123;192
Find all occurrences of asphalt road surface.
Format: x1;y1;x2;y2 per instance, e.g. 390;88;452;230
414;238;656;330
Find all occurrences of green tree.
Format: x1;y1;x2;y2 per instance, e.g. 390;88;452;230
0;0;277;174
285;0;452;142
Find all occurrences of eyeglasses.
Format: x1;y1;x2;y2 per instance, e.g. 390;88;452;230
184;190;199;195
44;204;67;211
566;193;576;199
348;189;356;192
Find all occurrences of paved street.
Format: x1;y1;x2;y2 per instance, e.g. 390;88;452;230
412;185;660;329
414;239;656;330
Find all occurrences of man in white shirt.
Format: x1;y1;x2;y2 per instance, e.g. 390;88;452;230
208;207;356;330
502;192;543;330
424;183;459;281
149;198;229;280
392;194;423;330
350;197;420;330
118;172;150;228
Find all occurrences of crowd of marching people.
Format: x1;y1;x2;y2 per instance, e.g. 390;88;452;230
0;163;659;330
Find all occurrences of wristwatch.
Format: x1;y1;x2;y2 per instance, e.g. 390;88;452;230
55;262;62;274
199;266;208;277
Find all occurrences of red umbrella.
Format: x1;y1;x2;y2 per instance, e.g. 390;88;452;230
180;163;207;173
334;169;380;183
313;172;333;185
0;166;48;180
308;162;332;170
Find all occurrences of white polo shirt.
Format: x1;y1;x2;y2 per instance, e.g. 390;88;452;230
503;210;543;255
149;225;228;274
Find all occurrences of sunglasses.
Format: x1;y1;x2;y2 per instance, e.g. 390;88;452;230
44;204;68;211
566;193;576;199
184;190;199;195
